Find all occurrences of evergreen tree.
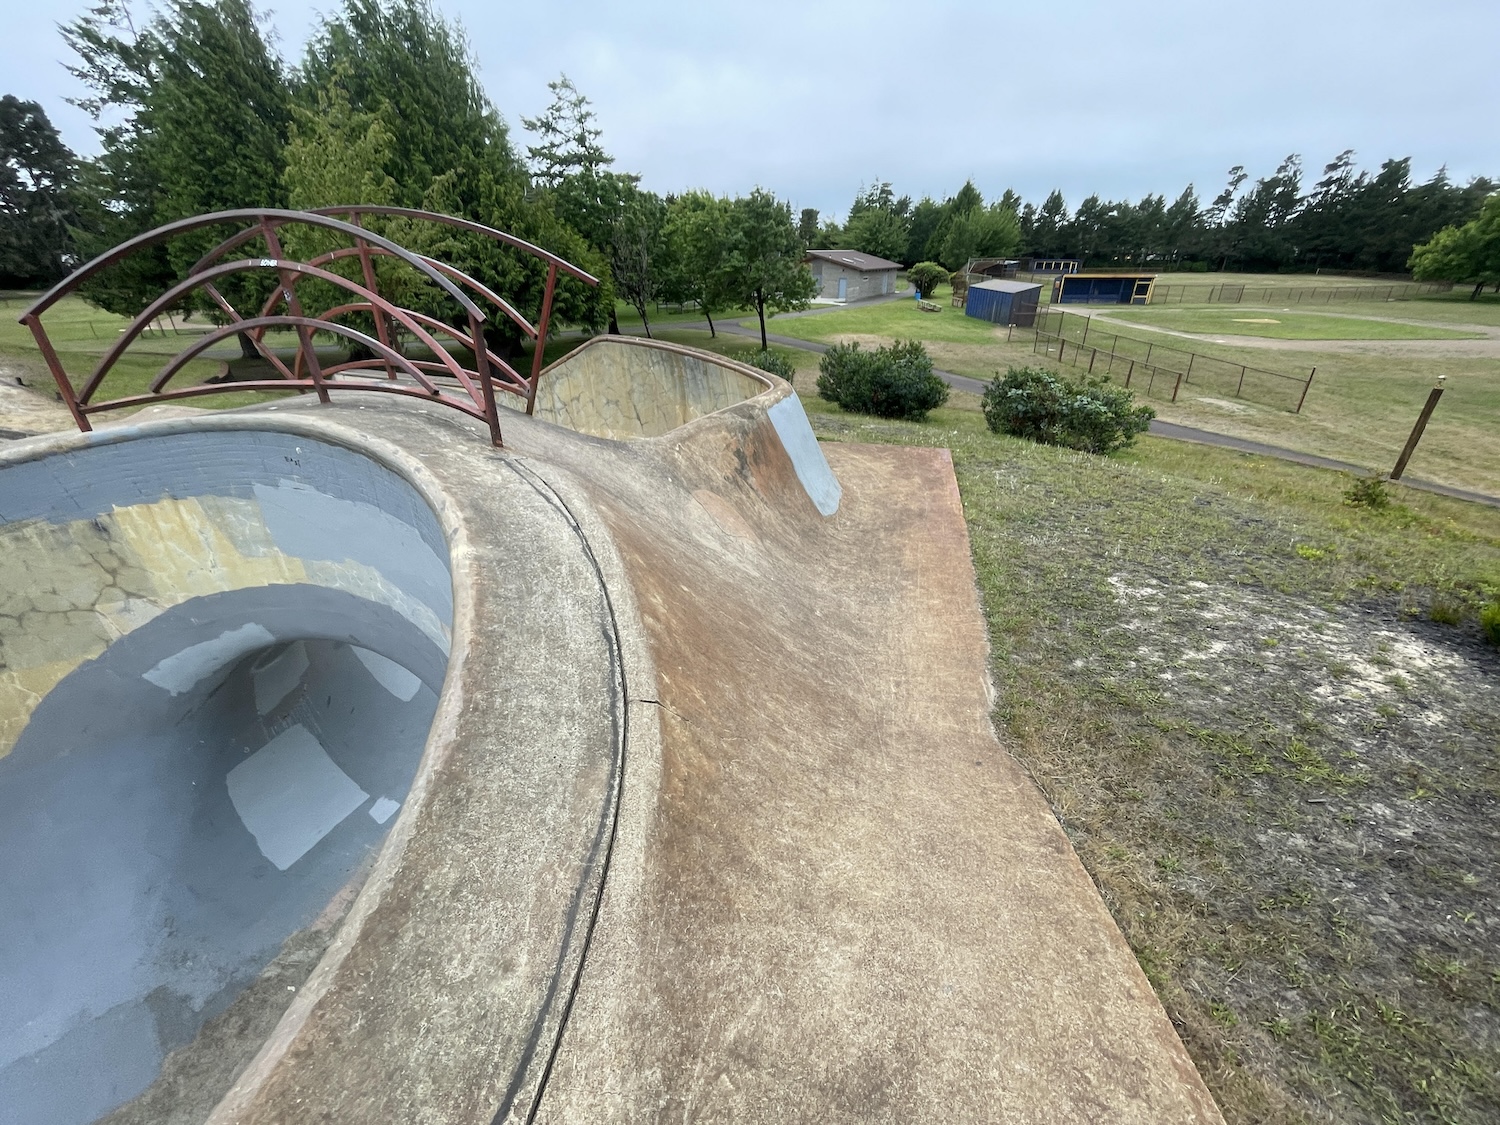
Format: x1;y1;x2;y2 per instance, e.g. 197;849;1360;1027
521;74;612;189
0;96;78;286
63;0;289;347
797;207;819;249
300;1;608;349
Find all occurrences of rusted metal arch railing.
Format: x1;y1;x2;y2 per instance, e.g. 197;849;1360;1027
19;207;599;446
269;246;534;394
110;315;501;426
298;302;530;399
203;205;600;410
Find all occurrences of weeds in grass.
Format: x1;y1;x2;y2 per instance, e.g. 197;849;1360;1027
1343;474;1392;509
1481;601;1500;646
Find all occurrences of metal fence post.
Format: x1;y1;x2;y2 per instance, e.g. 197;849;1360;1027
1236;364;1247;396
1171;372;1182;402
1088;347;1097;374
1125;360;1134;388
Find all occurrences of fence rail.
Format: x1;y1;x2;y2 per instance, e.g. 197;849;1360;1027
1147;280;1450;305
1023;309;1315;413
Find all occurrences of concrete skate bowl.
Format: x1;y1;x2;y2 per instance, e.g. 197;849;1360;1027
0;429;457;1124
530;335;774;440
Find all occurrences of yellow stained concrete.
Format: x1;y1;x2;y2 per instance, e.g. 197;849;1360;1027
0;493;448;757
531;336;769;440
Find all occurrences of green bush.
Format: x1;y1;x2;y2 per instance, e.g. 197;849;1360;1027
733;347;797;384
816;339;950;421
908;261;949;300
1482;600;1500;646
982;364;1154;454
1342;474;1391;509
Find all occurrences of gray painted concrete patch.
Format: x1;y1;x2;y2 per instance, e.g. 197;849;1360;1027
143;623;276;696
767;394;842;516
353;645;422;701
251;641;311;716
227;724;371;871
0;433;447;567
254;479;452;622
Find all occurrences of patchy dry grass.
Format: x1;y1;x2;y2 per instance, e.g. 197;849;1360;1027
804;391;1500;1123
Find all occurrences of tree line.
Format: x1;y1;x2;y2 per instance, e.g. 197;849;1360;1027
0;0;815;351
810;154;1495;281
2;0;1497;334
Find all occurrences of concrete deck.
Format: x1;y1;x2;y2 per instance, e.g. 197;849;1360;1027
0;341;1223;1123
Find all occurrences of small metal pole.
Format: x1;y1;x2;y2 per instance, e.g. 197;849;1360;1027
1080;316;1090;347
1390;376;1446;480
1125;360;1134;388
1088;347;1097;374
1172;372;1182;402
526;262;560;415
1236;364;1247;396
1185;352;1195;383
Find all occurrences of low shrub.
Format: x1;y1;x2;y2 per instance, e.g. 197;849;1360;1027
733;347;797;384
815;339;949;421
1481;600;1500;646
981;365;1154;454
1342;474;1391;509
908;261;948;300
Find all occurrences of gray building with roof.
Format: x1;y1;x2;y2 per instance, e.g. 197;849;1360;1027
804;250;902;302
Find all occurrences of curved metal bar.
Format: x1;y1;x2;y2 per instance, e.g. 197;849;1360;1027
86;258;467;404
147;316;443;400
305;246;538;340
288;300;495;402
385;308;529;394
90;378;489;422
310;205;601;286
23;208;483;322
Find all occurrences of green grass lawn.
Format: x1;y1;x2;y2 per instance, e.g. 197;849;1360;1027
760;285;999;346
0;293;304;414
1098;306;1481;341
754;293;1500;498
803;388;1500;1124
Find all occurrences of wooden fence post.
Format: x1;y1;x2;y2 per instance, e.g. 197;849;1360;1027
1296;367;1316;413
1390;377;1445;479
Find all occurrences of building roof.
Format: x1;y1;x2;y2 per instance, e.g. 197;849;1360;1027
971;279;1043;294
805;249;902;272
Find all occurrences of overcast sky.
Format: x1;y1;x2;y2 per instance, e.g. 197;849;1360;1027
6;0;1498;221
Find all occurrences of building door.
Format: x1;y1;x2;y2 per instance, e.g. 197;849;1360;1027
837;277;847;301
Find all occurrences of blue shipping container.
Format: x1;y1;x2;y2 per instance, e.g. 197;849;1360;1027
964;280;1042;326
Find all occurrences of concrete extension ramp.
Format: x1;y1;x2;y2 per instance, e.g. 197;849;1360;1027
0;340;1223;1123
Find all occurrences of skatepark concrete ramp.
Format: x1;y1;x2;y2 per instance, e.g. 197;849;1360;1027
0;338;1222;1124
